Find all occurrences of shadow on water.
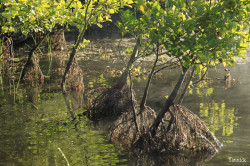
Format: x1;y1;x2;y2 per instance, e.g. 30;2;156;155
0;37;250;165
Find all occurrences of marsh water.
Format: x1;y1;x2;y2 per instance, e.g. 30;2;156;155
0;38;250;165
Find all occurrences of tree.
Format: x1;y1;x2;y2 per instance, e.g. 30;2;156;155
85;0;159;119
61;0;133;91
0;0;70;82
148;0;249;138
108;0;249;153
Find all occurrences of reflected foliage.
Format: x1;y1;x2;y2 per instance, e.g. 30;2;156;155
200;100;238;138
188;77;238;138
0;85;127;165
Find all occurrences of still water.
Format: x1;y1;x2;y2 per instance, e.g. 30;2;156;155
0;38;249;165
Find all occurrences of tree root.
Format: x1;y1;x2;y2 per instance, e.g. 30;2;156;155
64;61;84;91
109;104;222;155
86;79;137;120
108;106;156;150
22;54;44;83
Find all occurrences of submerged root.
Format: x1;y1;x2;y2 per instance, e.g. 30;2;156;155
109;104;222;156
86;80;137;120
63;90;84;120
23;54;44;83
64;61;84;91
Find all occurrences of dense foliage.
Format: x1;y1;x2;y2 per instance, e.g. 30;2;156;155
118;0;249;72
0;0;133;39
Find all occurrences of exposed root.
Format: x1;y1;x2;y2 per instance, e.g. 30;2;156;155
1;38;14;75
50;29;66;51
109;106;156;150
64;61;84;91
22;54;44;83
139;105;222;153
109;104;222;156
1;37;14;59
86;79;137;120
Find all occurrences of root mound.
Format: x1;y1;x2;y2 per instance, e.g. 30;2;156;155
1;37;14;59
1;38;14;74
50;29;66;51
109;106;156;150
109;104;222;154
64;61;84;91
23;55;44;83
140;104;222;153
86;80;136;120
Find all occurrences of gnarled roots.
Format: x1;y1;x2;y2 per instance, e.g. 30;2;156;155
109;104;222;155
22;55;44;83
64;61;84;91
86;80;136;120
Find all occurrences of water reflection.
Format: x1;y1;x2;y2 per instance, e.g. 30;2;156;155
0;37;249;165
0;84;127;165
200;100;238;137
26;84;40;105
63;90;84;121
187;79;238;138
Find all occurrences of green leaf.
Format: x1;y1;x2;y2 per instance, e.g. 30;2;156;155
197;53;207;63
125;47;133;54
229;22;238;32
208;38;218;48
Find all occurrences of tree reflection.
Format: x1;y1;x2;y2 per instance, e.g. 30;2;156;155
62;90;84;121
200;100;238;137
189;80;238;139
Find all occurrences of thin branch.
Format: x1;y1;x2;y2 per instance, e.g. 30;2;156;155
128;68;140;134
117;37;126;66
140;44;159;111
192;69;208;85
154;63;179;75
155;58;176;67
58;146;71;166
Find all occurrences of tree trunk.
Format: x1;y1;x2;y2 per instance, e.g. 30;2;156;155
112;39;140;89
178;68;194;104
61;1;91;91
149;67;189;137
61;28;86;91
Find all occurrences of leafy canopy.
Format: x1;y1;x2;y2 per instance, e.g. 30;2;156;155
117;0;250;73
0;0;133;36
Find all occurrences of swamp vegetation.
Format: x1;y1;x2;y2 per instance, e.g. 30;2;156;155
1;0;250;165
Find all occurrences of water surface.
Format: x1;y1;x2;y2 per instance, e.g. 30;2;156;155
0;38;249;165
